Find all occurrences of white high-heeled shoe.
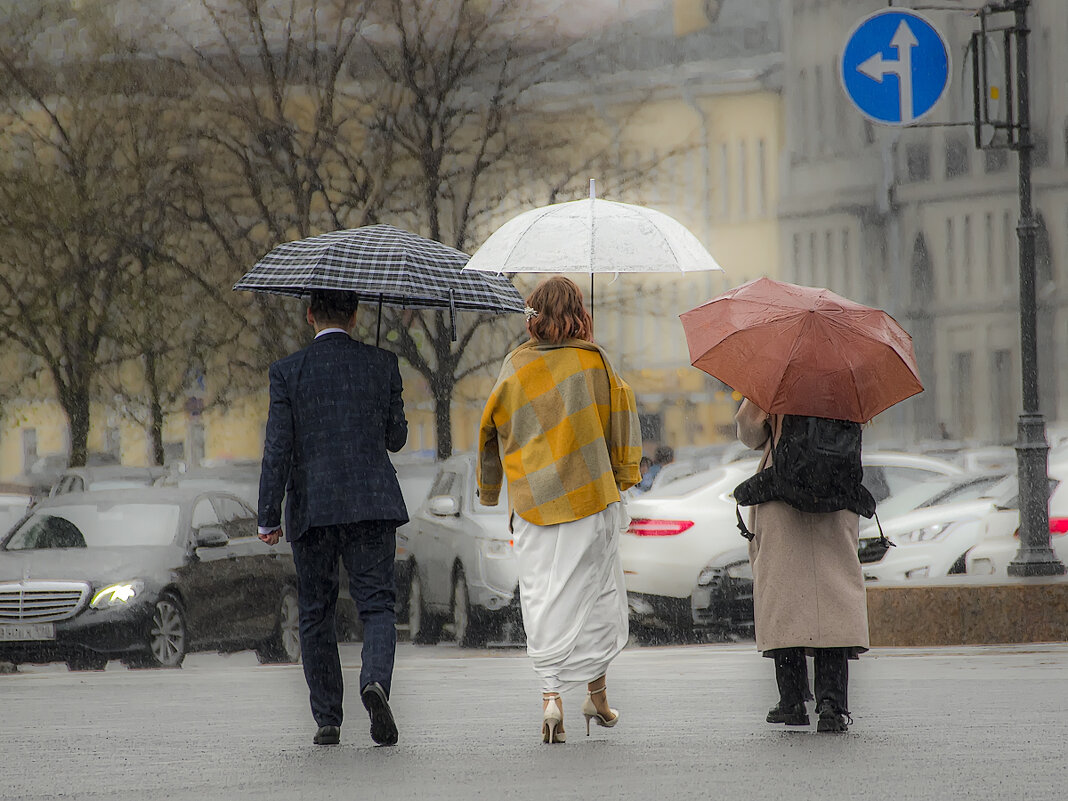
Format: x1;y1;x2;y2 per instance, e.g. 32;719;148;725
582;685;619;736
542;694;566;744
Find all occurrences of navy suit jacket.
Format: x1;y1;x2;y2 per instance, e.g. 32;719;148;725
257;332;409;542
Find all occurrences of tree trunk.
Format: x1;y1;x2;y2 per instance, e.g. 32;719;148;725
432;378;454;461
64;388;92;468
145;352;166;466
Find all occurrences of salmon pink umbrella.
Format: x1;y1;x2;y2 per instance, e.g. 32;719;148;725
679;277;923;422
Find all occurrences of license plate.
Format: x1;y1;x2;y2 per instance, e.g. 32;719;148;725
0;623;56;641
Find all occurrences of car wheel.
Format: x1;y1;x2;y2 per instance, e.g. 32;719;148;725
255;587;301;664
408;567;442;645
127;593;187;669
66;652;108;671
451;567;487;648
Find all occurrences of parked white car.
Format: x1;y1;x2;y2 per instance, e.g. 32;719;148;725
51;465;169;497
964;461;1068;577
858;472;1010;581
400;454;519;647
620;451;963;634
0;484;34;537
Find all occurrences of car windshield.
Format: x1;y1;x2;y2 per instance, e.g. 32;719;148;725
87;479;156;491
642;467;730;499
991;476;1060;510
3;503;181;550
875;473;1004;519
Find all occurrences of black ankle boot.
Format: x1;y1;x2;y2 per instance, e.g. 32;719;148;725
816;702;852;733
766;702;809;726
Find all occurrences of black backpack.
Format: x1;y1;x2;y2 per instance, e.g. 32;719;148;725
734;415;876;539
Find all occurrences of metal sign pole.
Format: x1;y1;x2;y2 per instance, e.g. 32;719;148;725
1004;0;1063;576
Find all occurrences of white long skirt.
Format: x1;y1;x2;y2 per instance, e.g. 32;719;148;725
512;502;629;693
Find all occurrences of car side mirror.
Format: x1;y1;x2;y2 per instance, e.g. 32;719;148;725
427;496;459;517
195;525;228;548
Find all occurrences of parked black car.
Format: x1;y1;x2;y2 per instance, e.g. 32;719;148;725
0;488;300;670
691;546;754;636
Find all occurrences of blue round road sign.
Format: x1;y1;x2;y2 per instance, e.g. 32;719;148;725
841;9;950;126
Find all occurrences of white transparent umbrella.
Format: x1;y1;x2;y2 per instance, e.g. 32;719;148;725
463;180;723;318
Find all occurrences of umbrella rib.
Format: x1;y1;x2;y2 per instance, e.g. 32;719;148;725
631;204;686;270
499;205;568;273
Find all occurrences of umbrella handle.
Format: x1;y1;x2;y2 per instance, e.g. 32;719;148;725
376;295;383;347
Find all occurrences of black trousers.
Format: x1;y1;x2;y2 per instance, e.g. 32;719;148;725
290;521;397;728
771;647;849;712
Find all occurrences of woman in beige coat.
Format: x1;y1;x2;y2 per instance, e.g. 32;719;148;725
735;398;869;733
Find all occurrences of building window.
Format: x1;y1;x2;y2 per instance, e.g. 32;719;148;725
638;412;663;443
718;143;730;218
985;212;995;288
756;138;767;216
832;56;847;150
952;351;975;439
945;135;970;178
814;65;825;153
21;429;38;474
792;233;803;284
905;143;930;181
825;230;835;290
1003;211;1015;287
798;69;809;158
1033;133;1049;167
842;229;852;299
738;140;748;219
910;234;931;309
984;148;1009;173
945;218;955;294
962;215;972;294
992;350;1014;443
808;232;818;287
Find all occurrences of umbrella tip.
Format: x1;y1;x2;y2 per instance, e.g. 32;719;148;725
589;178;596;201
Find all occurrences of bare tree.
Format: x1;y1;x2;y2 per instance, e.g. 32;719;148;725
0;6;153;466
360;0;682;458
171;0;389;375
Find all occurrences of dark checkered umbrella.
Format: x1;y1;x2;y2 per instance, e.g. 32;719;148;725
233;224;525;314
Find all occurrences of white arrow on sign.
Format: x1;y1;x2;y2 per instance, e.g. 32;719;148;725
857;20;919;123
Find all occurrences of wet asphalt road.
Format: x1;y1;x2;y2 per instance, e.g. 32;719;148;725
3;642;1068;801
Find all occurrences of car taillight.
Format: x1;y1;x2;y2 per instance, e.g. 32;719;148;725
627;519;694;536
1012;518;1068;538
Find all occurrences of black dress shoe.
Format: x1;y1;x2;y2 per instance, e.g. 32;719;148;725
361;682;398;746
766;702;810;726
816;703;852;733
313;725;341;745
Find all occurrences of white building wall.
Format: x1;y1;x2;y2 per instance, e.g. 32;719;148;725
779;0;1068;445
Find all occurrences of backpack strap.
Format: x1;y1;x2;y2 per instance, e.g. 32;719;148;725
735;503;754;541
873;510;895;550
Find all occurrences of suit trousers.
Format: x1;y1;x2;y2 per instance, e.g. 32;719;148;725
291;521;397;727
771;647;849;712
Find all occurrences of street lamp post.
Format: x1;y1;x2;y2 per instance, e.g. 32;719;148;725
1002;0;1065;576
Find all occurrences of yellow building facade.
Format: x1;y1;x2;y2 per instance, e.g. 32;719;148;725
0;2;784;477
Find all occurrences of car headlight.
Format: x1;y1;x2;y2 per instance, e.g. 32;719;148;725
696;567;719;586
91;580;145;609
897;522;954;544
481;539;513;558
725;561;753;581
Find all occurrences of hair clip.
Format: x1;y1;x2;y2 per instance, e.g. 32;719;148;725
524;306;539;321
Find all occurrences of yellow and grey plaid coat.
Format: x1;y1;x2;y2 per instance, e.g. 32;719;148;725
477;338;642;526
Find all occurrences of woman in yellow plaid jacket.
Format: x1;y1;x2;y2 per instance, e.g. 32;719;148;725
478;276;643;745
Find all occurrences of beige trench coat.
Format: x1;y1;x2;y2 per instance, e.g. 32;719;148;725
735;399;870;655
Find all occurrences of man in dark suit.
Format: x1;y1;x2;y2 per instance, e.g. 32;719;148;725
258;289;408;747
